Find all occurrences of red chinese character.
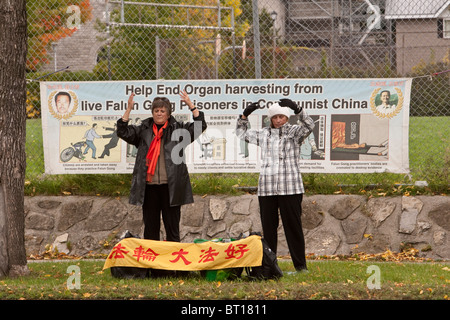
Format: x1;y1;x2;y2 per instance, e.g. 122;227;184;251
133;245;159;262
108;243;129;259
169;248;192;265
198;246;219;263
224;243;249;260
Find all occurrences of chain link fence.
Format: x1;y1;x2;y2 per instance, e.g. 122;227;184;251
25;0;449;193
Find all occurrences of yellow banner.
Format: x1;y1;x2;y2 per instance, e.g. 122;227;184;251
103;235;263;271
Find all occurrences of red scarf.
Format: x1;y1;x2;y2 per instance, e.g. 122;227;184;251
146;121;168;182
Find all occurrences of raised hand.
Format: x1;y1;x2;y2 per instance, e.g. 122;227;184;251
279;98;302;114
122;93;135;121
243;102;260;117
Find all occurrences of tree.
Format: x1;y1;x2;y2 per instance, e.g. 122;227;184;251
0;0;29;277
26;0;92;71
94;0;249;80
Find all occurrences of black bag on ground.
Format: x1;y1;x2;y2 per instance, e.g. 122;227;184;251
110;231;149;279
246;237;283;280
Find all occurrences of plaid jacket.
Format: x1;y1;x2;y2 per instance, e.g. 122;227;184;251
236;110;315;196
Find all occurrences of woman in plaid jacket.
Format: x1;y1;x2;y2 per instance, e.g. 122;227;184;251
236;99;315;272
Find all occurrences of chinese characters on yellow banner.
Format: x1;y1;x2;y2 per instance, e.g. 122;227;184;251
103;235;263;271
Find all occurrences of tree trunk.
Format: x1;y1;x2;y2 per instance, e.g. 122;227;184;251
0;0;29;277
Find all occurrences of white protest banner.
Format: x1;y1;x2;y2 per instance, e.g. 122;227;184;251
40;78;411;174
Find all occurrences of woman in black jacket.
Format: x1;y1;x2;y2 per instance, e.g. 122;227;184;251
117;91;207;242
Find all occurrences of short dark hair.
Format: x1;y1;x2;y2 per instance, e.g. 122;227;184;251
55;91;72;104
152;97;171;115
380;90;390;97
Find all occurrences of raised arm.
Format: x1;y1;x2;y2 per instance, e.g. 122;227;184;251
180;90;199;118
122;92;135;121
116;93;141;146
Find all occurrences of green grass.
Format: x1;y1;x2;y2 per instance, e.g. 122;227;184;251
1;260;448;300
25;116;449;196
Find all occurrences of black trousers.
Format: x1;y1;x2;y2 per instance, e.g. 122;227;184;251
142;184;181;242
258;194;307;270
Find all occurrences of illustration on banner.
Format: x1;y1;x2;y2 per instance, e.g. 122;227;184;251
59;115;121;163
331;114;389;161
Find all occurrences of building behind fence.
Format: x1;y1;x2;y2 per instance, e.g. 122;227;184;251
26;0;449;191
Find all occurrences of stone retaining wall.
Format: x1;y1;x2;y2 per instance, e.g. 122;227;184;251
24;195;450;260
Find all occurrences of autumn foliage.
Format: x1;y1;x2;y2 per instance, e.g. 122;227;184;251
27;0;92;71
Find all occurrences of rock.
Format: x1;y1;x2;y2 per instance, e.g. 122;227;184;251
24;234;44;255
182;201;204;227
52;233;69;254
341;214;367;244
364;197;396;227
181;231;202;243
57;199;92;231
433;231;446;246
329;196;361;220
417;221;432;233
399;196;423;234
54;233;68;242
428;203;450;231
306;229;341;255
37;200;61;210
209;198;228;221
232;197;252;215
229;220;252;238
26;213;54;230
87;199;127;232
302;199;324;230
353;233;391;254
73;235;98;255
207;221;227;238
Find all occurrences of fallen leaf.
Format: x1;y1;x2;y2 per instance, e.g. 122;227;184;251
309;292;319;299
265;289;275;296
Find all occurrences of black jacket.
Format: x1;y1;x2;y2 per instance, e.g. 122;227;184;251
117;112;207;206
